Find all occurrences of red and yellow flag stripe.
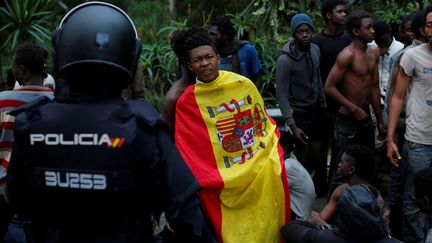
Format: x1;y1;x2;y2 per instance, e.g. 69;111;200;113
175;71;290;243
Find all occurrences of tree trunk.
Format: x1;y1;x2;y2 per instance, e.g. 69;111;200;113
169;0;176;16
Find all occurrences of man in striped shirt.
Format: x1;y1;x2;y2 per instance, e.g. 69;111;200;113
0;43;54;241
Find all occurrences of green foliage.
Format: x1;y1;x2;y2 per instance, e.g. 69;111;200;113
252;36;280;107
0;0;58;52
421;0;432;8
127;0;178;109
245;0;325;40
374;0;418;25
137;18;188;110
226;13;257;40
1;0;423;108
127;0;170;43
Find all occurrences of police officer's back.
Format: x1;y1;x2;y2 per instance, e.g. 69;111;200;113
6;2;213;242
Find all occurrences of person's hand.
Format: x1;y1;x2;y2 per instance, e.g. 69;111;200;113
290;124;308;145
307;211;329;226
351;106;368;121
386;140;401;167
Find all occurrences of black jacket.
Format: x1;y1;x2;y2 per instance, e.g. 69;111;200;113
6;96;215;243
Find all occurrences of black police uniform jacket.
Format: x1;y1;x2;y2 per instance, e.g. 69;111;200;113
6;96;214;243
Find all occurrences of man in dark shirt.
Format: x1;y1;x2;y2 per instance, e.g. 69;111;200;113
312;0;351;196
313;0;351;95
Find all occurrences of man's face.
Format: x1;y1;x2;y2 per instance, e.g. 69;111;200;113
329;4;347;26
402;20;415;44
337;152;354;178
424;12;432;45
375;33;391;47
356;17;375;43
294;24;313;48
375;32;392;56
187;45;220;83
209;26;223;49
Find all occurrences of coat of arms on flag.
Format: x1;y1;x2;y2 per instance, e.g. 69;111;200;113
209;95;269;168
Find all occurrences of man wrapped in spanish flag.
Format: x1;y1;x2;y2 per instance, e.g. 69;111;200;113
174;27;290;243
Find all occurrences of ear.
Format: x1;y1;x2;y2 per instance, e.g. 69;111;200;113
352;28;360;36
187;61;194;73
17;65;26;75
326;12;332;21
348;166;356;175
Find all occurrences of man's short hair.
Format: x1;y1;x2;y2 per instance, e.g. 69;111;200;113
171;27;217;62
411;10;426;38
344;144;375;181
210;16;236;40
321;0;345;22
14;43;45;75
346;10;371;36
400;14;414;33
425;5;432;22
414;168;432;197
374;20;391;37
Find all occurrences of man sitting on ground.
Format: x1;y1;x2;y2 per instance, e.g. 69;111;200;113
281;184;397;242
308;145;375;225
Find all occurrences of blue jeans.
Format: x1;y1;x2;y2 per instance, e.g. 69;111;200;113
403;141;432;243
4;216;26;243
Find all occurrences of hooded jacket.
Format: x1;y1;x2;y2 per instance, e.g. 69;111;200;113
337;185;390;241
276;41;326;126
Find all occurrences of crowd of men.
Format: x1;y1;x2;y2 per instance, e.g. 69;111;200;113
0;0;432;242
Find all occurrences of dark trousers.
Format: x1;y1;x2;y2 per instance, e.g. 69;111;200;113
292;108;329;196
327;113;375;198
388;126;406;241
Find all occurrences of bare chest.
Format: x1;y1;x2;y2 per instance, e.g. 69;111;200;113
349;52;376;77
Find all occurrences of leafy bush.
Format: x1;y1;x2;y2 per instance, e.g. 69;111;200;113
0;0;58;53
0;0;61;86
1;0;421;107
128;0;189;110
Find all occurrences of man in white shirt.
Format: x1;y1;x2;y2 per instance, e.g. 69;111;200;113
369;20;404;102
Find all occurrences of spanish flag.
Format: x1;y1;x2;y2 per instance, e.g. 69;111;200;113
175;71;290;243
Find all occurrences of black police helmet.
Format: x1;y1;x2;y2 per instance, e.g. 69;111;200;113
52;1;142;88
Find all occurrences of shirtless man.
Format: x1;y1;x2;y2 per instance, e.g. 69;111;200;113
162;29;196;133
325;10;383;167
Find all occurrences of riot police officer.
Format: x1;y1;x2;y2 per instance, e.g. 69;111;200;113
6;2;214;242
